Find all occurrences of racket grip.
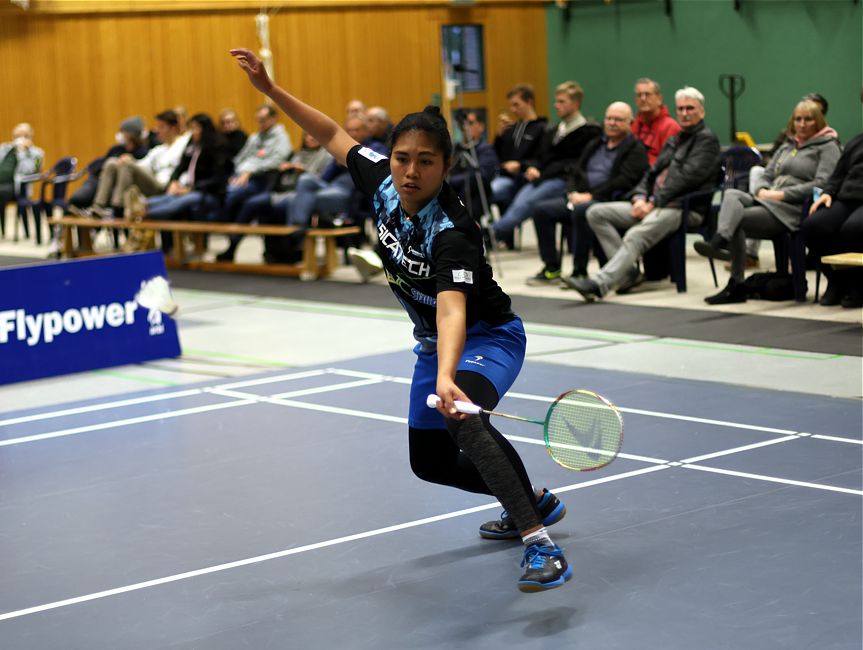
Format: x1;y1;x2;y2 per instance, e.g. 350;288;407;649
425;394;483;415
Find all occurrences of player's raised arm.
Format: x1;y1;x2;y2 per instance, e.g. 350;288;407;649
229;48;358;166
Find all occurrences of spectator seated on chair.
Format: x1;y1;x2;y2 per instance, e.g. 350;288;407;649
139;113;232;253
631;77;681;167
217;108;248;171
89;110;189;218
448;110;499;223
345;98;367;121
0;123;44;231
695;99;841;305
215;131;333;262
286;115;386;228
528;101;648;287
220;104;292;224
490;83;547;221
566;87;721;302
68;116;149;213
492;81;601;244
802;125;863;309
366;106;393;150
740;92;831;270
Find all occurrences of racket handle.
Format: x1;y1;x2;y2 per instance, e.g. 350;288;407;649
425;394;483;415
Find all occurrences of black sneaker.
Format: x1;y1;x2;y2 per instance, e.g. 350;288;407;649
562;275;603;302
479;489;566;540
525;267;562;286
705;279;747;305
517;543;573;593
694;234;731;261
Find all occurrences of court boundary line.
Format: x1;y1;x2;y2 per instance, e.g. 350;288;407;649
1;372;860;622
0;465;668;624
3;367;860;451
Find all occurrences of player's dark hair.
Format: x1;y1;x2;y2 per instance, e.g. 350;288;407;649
388;106;453;165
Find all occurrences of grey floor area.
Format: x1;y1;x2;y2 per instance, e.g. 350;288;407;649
0;249;861;649
0;357;860;650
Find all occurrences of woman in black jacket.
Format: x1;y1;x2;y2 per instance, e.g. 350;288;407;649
802;130;863;308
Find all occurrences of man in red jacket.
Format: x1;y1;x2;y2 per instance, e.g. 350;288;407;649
631;78;681;166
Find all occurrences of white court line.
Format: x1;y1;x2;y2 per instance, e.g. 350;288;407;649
0;368;332;430
504;434;669;465
0;465;667;624
270;378;384;399
0;400;257;448
680;436;799;464
326;369;857;441
812;434;863;445
0;388;204;427
212;369;329;391
682;464;863;496
327;368;412;385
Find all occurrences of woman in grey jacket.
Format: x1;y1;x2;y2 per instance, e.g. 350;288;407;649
695;99;841;304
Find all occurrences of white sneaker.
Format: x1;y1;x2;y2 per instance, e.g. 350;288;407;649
347;247;384;283
46;238;61;259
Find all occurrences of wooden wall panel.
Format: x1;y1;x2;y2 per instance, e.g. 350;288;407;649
0;4;548;180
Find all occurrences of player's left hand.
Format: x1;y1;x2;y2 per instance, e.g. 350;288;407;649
435;377;470;421
230;48;274;94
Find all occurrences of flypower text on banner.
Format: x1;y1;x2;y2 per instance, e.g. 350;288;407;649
0;251;181;385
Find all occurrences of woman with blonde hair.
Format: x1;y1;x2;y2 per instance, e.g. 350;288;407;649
695;99;841;304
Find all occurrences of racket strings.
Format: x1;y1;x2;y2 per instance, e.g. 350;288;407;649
545;391;622;470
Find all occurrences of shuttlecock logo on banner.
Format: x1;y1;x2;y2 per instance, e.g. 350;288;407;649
135;275;178;337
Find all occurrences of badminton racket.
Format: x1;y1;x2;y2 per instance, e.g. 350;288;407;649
427;390;623;471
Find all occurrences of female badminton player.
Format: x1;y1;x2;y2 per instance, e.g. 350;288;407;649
230;48;571;592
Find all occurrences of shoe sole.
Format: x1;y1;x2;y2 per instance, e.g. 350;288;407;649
694;241;731;262
517;565;574;593
479;503;567;540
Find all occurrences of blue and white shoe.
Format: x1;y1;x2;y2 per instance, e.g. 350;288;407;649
479;489;566;540
517;543;573;593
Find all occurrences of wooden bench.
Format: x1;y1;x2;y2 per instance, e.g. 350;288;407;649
821;252;863;268
48;216;361;280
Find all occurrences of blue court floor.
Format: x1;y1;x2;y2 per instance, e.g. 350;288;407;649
1;350;860;650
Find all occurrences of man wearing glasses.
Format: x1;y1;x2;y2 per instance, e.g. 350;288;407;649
631;78;681;166
565;87;720;301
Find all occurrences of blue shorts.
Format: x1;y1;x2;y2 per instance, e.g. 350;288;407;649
408;317;526;429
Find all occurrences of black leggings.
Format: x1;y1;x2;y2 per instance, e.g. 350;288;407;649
408;370;541;532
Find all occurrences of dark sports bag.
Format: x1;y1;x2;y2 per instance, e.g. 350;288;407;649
743;272;800;301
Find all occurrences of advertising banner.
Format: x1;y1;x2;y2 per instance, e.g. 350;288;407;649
0;252;181;385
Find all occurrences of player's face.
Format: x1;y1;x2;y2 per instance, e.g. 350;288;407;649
390;130;449;216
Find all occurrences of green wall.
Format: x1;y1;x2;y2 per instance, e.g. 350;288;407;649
545;0;862;145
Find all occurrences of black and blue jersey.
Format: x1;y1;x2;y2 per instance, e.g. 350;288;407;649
346;144;515;351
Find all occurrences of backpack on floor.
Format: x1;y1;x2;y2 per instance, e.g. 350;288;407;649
743;272;799;301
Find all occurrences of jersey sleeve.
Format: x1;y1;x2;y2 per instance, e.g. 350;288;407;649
346;144;390;199
432;228;482;296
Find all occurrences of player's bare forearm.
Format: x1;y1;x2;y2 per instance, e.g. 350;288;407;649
265;85;356;166
435;291;469;417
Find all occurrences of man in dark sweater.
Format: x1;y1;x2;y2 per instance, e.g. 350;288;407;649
566;86;721;300
492;80;601;241
527;101;648;285
491;83;547;212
